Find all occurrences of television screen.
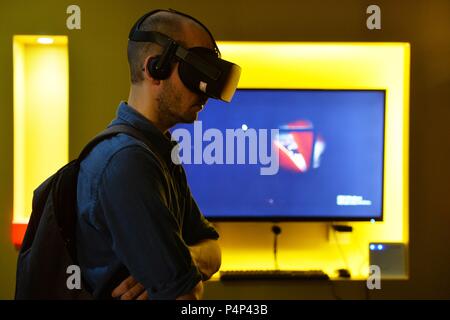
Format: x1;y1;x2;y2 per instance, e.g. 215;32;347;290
172;89;385;220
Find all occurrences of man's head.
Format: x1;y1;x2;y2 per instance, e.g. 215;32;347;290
127;10;217;129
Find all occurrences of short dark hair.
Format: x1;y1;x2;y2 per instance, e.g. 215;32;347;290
127;12;185;84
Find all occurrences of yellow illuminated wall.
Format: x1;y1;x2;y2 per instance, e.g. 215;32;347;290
214;42;410;279
12;35;69;246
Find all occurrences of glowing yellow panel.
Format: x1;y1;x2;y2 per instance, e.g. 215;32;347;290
214;42;410;279
13;35;69;246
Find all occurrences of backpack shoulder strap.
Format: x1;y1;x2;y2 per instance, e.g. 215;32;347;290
77;124;168;171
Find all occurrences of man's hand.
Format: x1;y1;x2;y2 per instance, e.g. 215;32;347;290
111;239;221;300
189;239;222;281
111;275;148;300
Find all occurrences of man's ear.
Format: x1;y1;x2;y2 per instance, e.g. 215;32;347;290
142;56;161;85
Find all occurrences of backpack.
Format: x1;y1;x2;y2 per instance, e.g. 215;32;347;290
14;124;163;299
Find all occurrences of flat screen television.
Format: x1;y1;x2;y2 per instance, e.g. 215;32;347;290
172;89;385;221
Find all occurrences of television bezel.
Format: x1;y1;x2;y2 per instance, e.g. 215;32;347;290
191;88;387;222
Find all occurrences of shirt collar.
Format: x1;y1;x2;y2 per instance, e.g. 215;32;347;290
109;101;177;164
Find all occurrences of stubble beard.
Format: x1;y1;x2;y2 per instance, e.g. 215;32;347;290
157;81;197;128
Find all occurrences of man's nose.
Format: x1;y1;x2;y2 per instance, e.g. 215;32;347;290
198;94;208;106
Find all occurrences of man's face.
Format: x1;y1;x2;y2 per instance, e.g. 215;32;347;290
156;22;214;126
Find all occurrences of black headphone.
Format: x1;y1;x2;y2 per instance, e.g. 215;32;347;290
130;8;220;80
147;39;177;80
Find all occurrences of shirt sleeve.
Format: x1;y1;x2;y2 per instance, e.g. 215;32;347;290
180;166;220;246
97;145;202;300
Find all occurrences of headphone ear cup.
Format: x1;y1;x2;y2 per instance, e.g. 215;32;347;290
147;56;171;80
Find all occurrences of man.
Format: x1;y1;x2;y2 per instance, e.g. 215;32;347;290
76;9;228;300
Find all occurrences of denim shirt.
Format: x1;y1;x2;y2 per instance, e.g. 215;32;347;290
76;102;219;299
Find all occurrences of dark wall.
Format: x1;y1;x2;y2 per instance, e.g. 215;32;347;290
1;0;449;299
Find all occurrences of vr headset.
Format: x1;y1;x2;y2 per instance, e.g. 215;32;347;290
128;9;241;102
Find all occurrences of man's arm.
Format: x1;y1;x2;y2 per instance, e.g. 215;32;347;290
112;240;220;300
98;146;203;300
180;166;221;281
176;281;204;300
188;239;222;281
112;277;204;300
107;149;220;300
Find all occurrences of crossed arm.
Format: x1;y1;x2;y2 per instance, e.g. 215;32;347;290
111;239;221;300
99;146;221;300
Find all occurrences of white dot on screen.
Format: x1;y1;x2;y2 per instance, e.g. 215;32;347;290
241;124;248;131
378;244;383;250
370;244;375;250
